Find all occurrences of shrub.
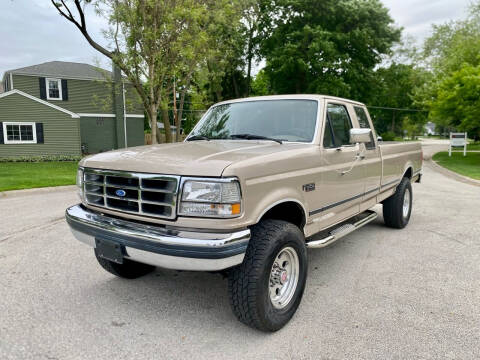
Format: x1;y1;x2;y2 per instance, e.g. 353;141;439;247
0;155;83;163
380;131;396;141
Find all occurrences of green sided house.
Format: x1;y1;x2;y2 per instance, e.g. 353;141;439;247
0;61;145;158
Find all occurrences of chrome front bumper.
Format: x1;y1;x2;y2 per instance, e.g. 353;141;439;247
65;205;250;271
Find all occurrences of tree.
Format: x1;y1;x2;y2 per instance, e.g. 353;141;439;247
259;0;400;100
250;69;271;96
430;64;480;140
51;0;233;144
193;0;255;104
368;63;429;136
416;1;480;139
241;0;273;96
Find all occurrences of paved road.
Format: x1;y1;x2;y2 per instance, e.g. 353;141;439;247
1;144;479;359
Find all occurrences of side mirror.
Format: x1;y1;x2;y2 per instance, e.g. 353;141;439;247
377;136;383;142
349;128;371;144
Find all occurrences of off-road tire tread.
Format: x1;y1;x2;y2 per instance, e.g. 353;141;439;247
383;177;412;229
228;219;306;332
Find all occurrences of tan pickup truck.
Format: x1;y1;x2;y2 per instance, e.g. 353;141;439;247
66;95;422;331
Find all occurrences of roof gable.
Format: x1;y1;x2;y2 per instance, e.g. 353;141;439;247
5;61;112;81
0;90;80;118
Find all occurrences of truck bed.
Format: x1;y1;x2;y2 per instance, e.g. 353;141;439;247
379;141;423;186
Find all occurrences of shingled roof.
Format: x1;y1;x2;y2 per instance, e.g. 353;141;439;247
5;61;112;81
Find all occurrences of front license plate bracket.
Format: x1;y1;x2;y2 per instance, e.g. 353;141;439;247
95;238;124;264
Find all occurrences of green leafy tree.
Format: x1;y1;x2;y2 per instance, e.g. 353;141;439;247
260;0;401;100
52;0;235;143
416;1;480;138
250;69;271;96
368;63;429;136
193;1;246;104
430;64;480;140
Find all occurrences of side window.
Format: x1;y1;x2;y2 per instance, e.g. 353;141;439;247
354;106;375;150
324;104;352;148
323;118;335;148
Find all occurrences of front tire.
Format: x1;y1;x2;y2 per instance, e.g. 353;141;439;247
228;219;308;332
383;177;413;229
94;248;155;279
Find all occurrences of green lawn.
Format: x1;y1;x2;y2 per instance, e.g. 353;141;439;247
433;152;480;180
449;143;480;151
0;162;78;192
467;143;480;151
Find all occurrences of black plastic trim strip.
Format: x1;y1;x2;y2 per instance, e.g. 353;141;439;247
365;187;381;196
309;191;365;216
308;179;401;217
67;217;248;260
381;178;401;189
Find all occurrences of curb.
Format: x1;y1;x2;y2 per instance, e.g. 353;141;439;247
0;185;76;199
426;159;480;187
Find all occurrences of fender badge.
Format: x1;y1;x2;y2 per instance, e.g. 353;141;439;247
302;183;315;192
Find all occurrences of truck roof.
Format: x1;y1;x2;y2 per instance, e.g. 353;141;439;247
215;94;366;107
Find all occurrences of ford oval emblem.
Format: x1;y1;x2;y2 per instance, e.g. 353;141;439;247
115;189;127;197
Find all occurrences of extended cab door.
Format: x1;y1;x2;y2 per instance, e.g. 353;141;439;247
310;102;364;230
353;106;382;208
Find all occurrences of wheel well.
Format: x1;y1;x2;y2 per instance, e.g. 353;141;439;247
260;202;306;230
404;167;412;179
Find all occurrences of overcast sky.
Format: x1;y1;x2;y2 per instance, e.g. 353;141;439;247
0;0;473;77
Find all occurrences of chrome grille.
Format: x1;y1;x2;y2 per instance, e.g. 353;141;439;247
82;168;180;220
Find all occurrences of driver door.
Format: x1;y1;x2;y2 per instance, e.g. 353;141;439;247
310;102;365;230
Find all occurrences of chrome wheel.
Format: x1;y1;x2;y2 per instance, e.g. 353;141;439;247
403;187;411;218
269;247;299;309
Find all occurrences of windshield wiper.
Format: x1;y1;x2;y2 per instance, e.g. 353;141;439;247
230;134;283;144
186;135;210;142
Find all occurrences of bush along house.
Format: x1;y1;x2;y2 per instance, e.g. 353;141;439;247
0;61;145;158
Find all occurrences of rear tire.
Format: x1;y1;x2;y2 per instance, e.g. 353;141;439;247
94;248;155;279
228;219;307;332
383;177;412;229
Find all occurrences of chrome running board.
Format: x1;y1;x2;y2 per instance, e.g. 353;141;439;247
306;210;378;248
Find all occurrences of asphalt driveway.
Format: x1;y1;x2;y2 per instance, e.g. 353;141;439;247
1;145;479;359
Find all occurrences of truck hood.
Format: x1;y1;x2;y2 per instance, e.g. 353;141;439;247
80;141;311;177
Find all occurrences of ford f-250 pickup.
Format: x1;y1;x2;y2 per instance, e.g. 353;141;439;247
66;95;422;332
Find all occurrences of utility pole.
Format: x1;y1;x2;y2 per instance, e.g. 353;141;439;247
173;75;178;142
122;81;127;148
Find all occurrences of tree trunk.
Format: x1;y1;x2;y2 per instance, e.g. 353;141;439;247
215;89;222;102
246;57;252;97
149;105;158;145
162;108;173;143
156;125;162;144
391;110;396;133
246;27;255;97
176;75;192;142
173;78;178;142
232;74;240;98
177;89;187;142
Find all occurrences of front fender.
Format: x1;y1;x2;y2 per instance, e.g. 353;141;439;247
242;184;307;227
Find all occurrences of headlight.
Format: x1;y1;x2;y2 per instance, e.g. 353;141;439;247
179;179;242;218
76;168;84;200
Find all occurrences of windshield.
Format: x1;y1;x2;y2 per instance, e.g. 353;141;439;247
189;100;318;143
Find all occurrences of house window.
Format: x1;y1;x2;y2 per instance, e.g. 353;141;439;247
46;78;62;100
3;122;37;144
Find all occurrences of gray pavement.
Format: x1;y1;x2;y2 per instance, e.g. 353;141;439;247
1;143;480;359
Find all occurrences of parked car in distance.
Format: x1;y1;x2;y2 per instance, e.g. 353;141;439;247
66;95;423;332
